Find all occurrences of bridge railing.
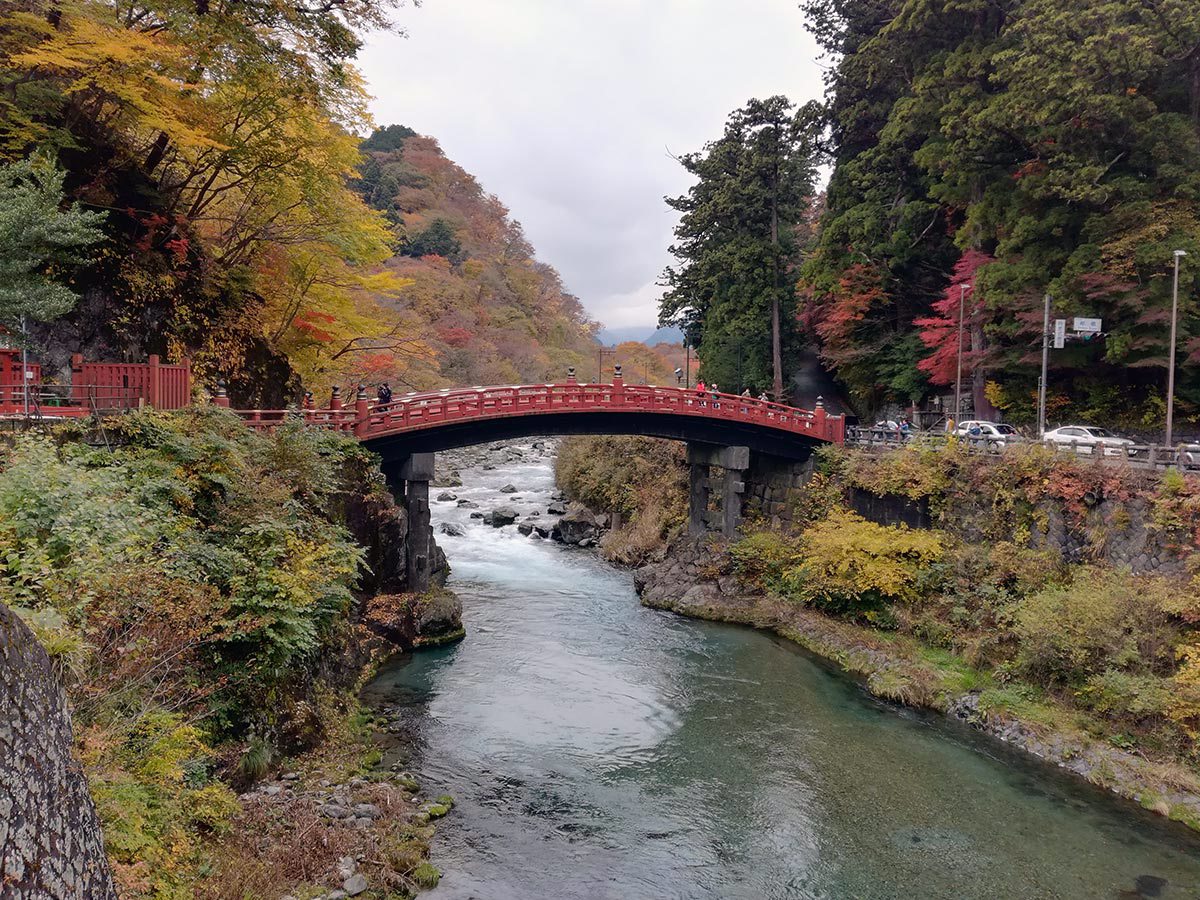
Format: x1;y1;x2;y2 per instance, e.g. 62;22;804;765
230;380;845;444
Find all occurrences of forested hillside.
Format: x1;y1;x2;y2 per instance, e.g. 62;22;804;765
346;125;598;390
799;0;1200;426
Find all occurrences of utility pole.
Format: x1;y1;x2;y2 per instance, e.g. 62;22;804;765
684;342;691;388
1167;249;1188;446
21;316;28;417
1037;293;1051;438
954;283;971;423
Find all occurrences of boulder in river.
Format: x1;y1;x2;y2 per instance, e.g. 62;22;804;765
456;499;479;509
436;491;457;502
469;512;484;519
534;523;555;539
557;508;600;545
547;500;567;515
517;521;534;536
500;484;518;493
485;506;519;527
439;522;466;537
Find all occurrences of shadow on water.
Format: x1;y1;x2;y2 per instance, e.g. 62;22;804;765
362;444;1200;900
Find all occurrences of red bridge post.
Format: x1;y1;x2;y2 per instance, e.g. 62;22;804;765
213;380;230;408
354;384;369;437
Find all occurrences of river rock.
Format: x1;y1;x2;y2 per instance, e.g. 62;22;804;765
439;522;466;537
457;499;479;508
470;512;484;519
517;521;534;536
500;484;518;493
534;523;555;539
547;500;567;515
436;491;457;502
557;508;599;545
486;506;519;527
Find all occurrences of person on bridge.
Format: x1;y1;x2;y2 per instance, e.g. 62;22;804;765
696;380;707;407
710;382;720;408
377;383;393;406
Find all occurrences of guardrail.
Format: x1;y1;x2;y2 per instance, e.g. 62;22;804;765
845;427;1200;470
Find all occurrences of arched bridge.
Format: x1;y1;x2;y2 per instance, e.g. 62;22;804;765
226;378;844;455
222;374;844;592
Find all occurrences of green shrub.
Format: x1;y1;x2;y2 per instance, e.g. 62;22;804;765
730;530;798;591
1013;567;1179;687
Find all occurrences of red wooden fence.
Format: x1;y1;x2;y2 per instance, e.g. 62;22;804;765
0;351;191;417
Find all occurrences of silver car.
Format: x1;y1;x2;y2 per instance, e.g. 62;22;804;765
1043;425;1139;457
953;420;1019;449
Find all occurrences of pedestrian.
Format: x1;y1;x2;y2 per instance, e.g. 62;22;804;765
741;388;751;397
696;379;707;407
758;392;769;402
377;382;393;406
711;382;720;408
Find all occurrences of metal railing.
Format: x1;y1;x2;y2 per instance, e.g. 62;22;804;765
845;426;1200;470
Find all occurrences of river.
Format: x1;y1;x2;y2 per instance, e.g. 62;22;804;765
363;442;1200;899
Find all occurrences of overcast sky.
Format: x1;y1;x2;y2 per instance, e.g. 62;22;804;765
358;1;826;329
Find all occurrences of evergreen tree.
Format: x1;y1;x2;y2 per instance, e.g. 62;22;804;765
0;156;104;328
660;97;818;397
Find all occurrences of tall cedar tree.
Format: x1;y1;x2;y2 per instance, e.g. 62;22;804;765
660;97;818;398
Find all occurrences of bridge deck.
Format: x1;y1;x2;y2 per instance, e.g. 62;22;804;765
229;382;845;446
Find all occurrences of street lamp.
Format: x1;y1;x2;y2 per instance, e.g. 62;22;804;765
1167;249;1188;446
954;283;972;424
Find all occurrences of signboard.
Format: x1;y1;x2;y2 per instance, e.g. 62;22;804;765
1074;317;1102;333
1053;319;1067;349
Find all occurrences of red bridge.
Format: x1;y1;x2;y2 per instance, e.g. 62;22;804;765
222;374;845;457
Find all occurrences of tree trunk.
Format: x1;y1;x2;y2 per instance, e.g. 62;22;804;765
771;135;784;399
970;321;998;420
0;603;117;899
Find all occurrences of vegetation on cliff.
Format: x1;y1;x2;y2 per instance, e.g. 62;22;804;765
556;436;687;565
732;446;1200;777
0;409;389;895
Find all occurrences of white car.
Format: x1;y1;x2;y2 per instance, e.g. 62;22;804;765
1043;425;1139;457
953;421;1019;448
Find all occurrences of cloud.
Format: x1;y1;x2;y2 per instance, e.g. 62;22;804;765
358;0;824;328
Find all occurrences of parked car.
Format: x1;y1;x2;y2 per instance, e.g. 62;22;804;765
952;420;1019;448
1178;442;1200;469
1043;425;1140;457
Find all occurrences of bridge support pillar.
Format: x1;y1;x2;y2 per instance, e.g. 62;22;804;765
382;453;437;594
686;443;749;539
688;462;709;537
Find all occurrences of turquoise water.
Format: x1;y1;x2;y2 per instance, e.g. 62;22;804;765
363;447;1200;899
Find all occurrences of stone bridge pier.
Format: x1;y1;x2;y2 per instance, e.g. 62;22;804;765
687;443;750;538
382;452;436;594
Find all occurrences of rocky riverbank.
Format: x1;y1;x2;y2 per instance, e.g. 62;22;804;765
634;535;1200;834
431;439;612;547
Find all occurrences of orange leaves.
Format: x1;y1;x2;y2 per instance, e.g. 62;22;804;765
915;249;994;386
